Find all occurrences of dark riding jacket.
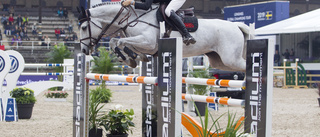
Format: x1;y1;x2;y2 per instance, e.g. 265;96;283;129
134;0;171;10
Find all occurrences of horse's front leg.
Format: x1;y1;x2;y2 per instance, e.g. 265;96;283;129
109;38;138;68
112;36;155;62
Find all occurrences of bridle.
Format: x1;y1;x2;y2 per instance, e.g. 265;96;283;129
79;5;159;49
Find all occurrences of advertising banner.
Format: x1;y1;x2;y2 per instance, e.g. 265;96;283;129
73;53;88;137
157;38;182;137
2;75;58;86
141;55;157;137
4;98;18;121
245;39;273;137
224;1;289;28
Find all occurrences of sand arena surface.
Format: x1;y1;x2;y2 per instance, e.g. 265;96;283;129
0;86;319;137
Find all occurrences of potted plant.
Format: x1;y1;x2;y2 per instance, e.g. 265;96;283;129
189;69;213;116
10;87;37;119
90;86;112;103
89;48;115;137
89;86;108;137
182;105;246;137
44;87;69;102
101;105;135;137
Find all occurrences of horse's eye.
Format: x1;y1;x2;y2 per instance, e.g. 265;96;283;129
81;26;87;30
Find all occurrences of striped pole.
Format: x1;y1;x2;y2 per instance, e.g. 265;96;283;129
181;93;245;107
182;77;245;88
25;63;73;67
21;72;73;75
86;73;157;85
87;73;245;88
89;83;139;86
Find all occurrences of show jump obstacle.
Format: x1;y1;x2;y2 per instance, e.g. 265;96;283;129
73;38;273;137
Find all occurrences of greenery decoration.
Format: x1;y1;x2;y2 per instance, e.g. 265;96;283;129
10;87;36;104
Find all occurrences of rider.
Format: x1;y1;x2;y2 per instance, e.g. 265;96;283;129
122;0;196;45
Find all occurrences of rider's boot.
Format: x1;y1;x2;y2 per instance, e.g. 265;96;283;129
169;10;196;45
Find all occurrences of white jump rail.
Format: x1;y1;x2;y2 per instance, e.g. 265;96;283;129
193;65;206;69
86;73;158;85
87;73;245;88
182;93;245;107
25;63;74;67
21;72;74;75
182;77;245;88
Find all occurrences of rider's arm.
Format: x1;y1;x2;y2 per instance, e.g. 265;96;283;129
134;0;154;10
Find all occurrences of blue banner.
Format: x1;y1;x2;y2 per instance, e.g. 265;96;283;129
208;92;218;110
5;98;17;121
224;1;289;28
2;75;58;86
0;98;3;121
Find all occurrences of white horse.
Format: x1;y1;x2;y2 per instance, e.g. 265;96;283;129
78;1;252;72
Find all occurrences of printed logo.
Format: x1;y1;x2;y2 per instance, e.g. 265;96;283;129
0;56;5;72
257;11;273;21
9;55;19;73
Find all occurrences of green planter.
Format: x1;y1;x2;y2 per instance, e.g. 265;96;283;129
89;128;103;137
195;102;207;116
17;103;34;119
107;134;128;137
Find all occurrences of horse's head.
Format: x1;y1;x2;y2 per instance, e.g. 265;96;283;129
77;7;102;55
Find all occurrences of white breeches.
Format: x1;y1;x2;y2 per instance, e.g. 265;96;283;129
165;0;186;17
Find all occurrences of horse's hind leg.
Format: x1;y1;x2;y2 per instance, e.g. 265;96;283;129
206;51;246;72
205;52;234;71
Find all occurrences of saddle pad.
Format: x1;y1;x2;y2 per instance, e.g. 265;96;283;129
183;16;198;32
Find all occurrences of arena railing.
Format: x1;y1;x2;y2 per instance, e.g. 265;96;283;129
0;41;110;53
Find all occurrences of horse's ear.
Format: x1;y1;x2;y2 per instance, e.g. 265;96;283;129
81;7;86;15
77;7;80;13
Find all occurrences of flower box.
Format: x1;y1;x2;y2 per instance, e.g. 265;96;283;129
44;98;67;102
44;90;69;100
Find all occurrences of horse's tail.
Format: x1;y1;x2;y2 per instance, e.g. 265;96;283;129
234;22;253;59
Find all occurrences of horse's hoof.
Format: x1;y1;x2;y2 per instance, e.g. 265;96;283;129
123;47;138;60
123;58;137;68
137;54;149;62
114;47;126;61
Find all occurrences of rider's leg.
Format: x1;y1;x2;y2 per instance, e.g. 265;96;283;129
165;0;196;45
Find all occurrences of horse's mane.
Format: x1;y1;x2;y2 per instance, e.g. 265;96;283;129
92;0;123;8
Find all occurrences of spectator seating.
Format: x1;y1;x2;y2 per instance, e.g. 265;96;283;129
1;7;78;63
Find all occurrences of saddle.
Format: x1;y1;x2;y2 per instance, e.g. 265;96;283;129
156;4;198;33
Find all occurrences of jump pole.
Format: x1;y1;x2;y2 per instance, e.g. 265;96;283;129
73;38;183;137
74;39;272;137
86;74;245;88
73;46;92;137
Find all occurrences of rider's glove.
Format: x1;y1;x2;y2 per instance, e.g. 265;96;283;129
122;0;134;7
